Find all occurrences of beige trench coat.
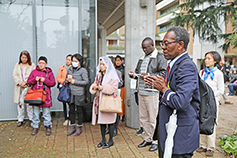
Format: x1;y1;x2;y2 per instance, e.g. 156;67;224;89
12;63;36;103
90;78;118;125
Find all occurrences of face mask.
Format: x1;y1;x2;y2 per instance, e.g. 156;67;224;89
72;62;79;68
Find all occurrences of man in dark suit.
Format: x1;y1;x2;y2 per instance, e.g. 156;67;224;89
145;26;200;157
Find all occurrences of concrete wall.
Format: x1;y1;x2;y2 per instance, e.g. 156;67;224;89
125;0;156;128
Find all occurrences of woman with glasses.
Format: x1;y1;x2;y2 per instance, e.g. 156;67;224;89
12;50;36;127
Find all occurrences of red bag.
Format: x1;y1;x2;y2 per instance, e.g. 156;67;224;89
24;89;47;105
24;72;48;105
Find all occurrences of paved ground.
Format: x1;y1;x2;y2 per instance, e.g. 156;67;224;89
0;94;237;158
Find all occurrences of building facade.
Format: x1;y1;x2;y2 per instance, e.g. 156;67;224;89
155;0;237;68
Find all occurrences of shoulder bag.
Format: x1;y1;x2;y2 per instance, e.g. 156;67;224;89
99;92;122;113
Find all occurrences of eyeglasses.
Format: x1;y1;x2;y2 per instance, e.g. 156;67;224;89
142;44;151;50
161;41;177;47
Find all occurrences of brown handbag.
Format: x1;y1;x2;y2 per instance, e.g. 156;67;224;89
99;93;122;113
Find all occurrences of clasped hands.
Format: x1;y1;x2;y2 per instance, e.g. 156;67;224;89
144;75;168;94
66;77;75;84
92;85;103;91
36;76;45;82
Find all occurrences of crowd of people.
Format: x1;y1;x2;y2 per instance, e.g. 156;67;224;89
12;26;235;157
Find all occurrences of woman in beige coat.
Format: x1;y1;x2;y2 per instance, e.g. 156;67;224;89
90;56;119;149
12;50;36;127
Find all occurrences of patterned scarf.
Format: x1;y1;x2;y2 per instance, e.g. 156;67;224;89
93;72;103;115
204;66;218;81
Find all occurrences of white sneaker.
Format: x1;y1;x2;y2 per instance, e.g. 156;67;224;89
68;120;71;125
63;120;69;126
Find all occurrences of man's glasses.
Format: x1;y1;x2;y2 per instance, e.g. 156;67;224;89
142;44;151;50
161;41;177;47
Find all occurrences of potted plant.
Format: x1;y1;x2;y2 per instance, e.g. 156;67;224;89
219;133;237;158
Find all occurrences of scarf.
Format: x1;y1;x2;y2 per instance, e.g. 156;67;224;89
204;66;217;81
93;72;103;115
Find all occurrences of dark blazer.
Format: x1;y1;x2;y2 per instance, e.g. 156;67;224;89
159;53;200;155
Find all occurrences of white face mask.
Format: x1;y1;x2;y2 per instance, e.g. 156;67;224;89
72;62;79;68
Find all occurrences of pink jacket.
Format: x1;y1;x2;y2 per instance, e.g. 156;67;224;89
90;78;118;125
27;66;56;107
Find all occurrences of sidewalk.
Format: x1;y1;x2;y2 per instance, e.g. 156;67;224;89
0;95;236;158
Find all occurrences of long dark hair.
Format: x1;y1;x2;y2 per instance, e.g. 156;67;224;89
205;51;221;66
18;50;32;66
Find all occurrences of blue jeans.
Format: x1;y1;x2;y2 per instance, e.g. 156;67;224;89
228;83;237;95
31;106;52;128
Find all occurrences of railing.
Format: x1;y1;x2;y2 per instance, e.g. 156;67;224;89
107;45;125;50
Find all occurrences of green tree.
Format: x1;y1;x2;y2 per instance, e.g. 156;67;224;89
171;0;237;53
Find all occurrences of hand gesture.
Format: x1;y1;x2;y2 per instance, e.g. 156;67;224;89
20;81;27;88
93;85;98;90
97;85;103;91
66;78;73;82
129;71;135;78
71;79;75;84
140;73;148;80
36;76;40;81
144;75;168;93
40;77;45;82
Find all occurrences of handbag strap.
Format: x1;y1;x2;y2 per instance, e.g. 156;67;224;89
43;72;48;91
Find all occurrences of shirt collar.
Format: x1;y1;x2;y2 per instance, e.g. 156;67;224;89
169;52;187;69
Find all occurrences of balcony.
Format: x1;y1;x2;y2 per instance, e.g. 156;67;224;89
156;9;180;26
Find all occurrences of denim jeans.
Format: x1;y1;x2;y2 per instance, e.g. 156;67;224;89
31;106;52;128
228;83;237;95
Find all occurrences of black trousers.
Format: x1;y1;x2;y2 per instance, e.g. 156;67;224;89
69;103;83;125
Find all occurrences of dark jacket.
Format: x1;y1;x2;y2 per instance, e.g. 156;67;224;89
158;53;200;154
115;64;125;87
135;49;167;78
230;74;237;83
116;69;123;89
217;64;229;83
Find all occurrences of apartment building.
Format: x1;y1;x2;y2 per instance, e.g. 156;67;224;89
106;26;125;57
156;0;237;68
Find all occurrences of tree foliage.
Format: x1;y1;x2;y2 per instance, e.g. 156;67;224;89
171;0;237;53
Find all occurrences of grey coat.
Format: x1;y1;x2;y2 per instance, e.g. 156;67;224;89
65;65;89;96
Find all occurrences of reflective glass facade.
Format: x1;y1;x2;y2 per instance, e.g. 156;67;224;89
0;0;96;120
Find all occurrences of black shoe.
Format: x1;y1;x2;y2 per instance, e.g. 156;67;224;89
102;142;113;149
136;127;144;136
121;116;125;122
149;144;158;151
138;140;152;148
17;122;23;127
105;129;109;135
113;129;117;137
97;141;106;148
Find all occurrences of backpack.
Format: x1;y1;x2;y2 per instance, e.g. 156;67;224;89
176;59;217;135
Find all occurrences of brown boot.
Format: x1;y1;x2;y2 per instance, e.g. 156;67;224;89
46;126;51;136
67;125;76;136
31;128;38;135
75;126;82;136
206;150;214;157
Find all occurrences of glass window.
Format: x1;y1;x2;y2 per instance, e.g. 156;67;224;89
0;0;96;119
160;3;179;17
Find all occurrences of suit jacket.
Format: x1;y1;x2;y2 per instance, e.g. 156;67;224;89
159;53;200;155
